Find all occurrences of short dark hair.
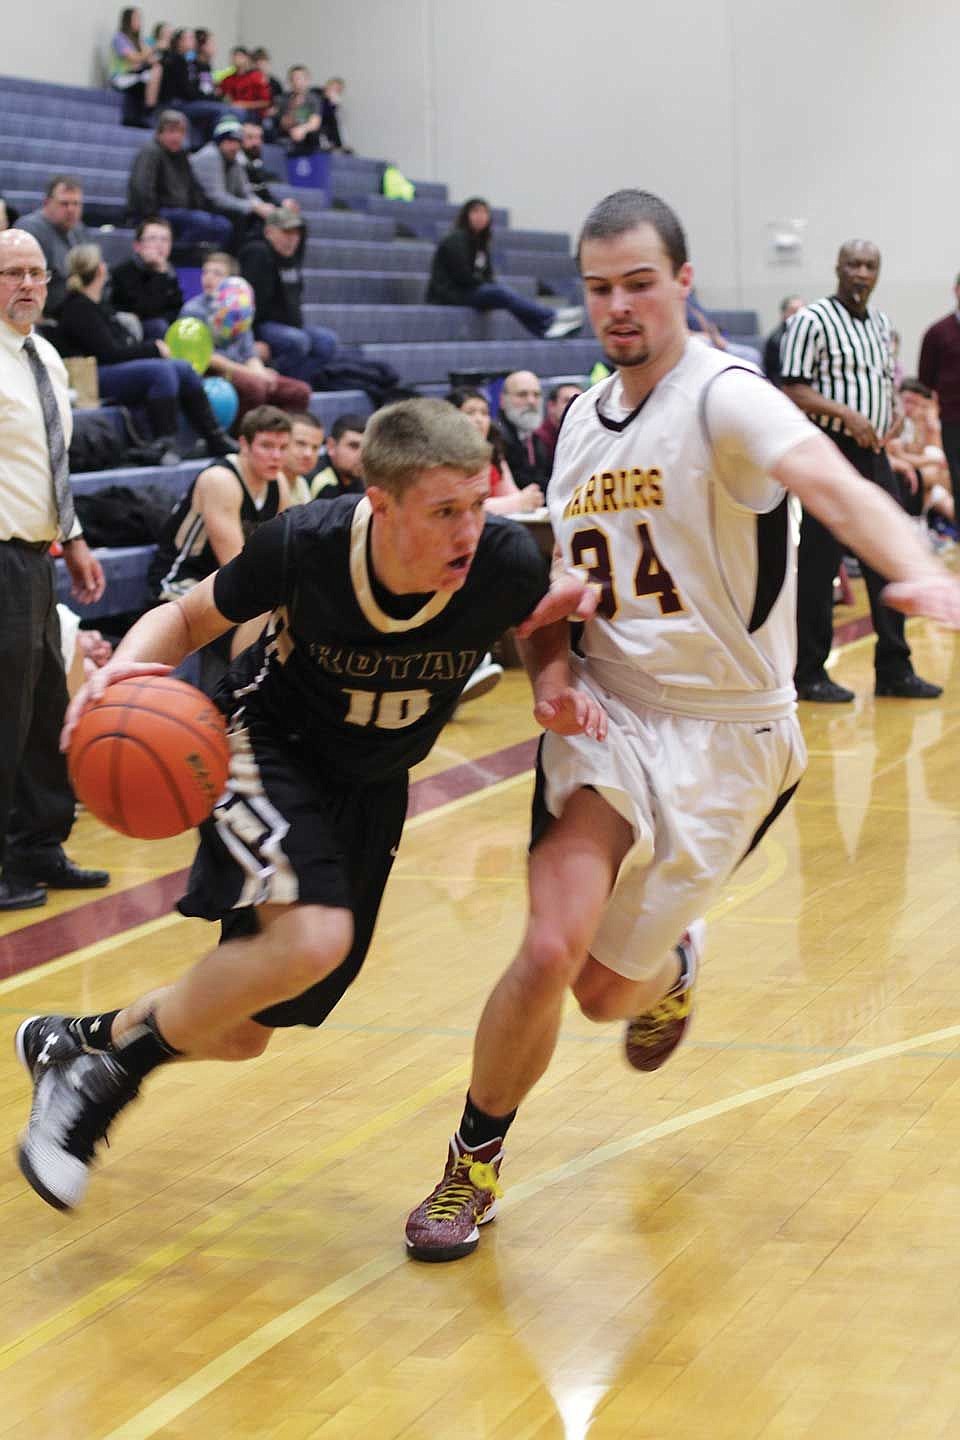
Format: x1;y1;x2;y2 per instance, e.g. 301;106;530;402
330;413;367;442
135;216;172;240
577;189;687;273
45;174;83;199
900;378;933;399
447;386;488;411
239;405;292;442
290;411;324;433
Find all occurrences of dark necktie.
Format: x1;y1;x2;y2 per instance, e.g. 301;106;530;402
22;334;76;538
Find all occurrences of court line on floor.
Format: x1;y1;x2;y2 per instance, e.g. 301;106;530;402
101;1015;960;1440
0;829;786;1383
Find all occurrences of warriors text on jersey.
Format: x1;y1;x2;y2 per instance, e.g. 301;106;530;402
149;456;283;600
212;494;549;782
550;343;815;721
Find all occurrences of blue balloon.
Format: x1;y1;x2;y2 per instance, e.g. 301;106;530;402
203;377;239;429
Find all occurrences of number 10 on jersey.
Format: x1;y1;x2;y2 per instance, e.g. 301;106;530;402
570;522;685;620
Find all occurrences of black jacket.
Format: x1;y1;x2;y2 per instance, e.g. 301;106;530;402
110;257;184;324
56;290;163;364
160;54;216;104
426;230;493;306
498;414;551;492
128;140;211;219
240;235;305;327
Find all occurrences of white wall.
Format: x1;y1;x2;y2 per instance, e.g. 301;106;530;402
250;0;958;360
4;2;239;89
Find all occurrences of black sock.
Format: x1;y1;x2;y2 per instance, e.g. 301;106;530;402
112;1012;182;1083
458;1091;516;1151
66;1011;121;1052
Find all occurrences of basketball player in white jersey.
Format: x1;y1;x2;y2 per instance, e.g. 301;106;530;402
405;189;960;1262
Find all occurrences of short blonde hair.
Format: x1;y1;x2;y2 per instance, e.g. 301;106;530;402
203;251;239;275
66;242;103;292
362;398;490;497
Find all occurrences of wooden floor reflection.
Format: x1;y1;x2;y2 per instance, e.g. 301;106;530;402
1;615;960;1439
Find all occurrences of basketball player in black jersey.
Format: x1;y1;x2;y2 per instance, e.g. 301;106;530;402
15;398;600;1212
148;404;293;694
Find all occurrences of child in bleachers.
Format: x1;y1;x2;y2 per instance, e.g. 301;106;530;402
109;6;163;127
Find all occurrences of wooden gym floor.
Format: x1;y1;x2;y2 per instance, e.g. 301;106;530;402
2;602;960;1439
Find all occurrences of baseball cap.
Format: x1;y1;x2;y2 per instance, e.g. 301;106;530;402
214;117;244;141
268;208;305;231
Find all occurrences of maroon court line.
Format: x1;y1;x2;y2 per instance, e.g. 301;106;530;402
0;737;540;982
834;614;875;647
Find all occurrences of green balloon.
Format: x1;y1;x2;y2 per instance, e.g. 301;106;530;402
164;317;214;375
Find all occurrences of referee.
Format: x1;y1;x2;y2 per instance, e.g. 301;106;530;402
781;239;941;702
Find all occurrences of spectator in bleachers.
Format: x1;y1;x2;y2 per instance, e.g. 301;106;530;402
426;199;583;339
109;7;163;128
498;370;552;492
764;294;805;383
240;122;286;206
239;210;339;383
918;274;960;529
887;379;956;537
218;46;273;124
148;404;292;692
535;382;583;469
448;386;543;515
281;412;325;504
179;250;311;423
309;413;366;498
149;21;173;63
160;26;232;145
251;48;282;137
318;77;351;153
279;66;323;156
58;243;233;459
109;217;183;341
18;176;89;319
687;290;761;366
189;117;276;241
127;111;233;247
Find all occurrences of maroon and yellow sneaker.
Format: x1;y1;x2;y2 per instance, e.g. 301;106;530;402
624;920;704;1072
405;1134;503;1262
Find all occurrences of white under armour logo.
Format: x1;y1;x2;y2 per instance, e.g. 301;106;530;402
37;1034;57;1067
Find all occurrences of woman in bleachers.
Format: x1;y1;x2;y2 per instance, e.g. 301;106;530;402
58;243;233;459
160;27;233;146
109;7;163;128
448;386;544;515
427;198;582;340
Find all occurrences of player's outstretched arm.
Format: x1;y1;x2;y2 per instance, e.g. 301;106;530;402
773;434;960;626
513;571;598;639
60;574;234;751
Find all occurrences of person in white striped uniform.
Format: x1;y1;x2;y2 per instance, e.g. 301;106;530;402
780;241;942;702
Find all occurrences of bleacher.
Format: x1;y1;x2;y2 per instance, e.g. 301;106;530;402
0;71;762;628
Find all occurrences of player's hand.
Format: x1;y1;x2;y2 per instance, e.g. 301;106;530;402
882;575;960;627
843;408;881;451
61;659;173;753
62;538;105;604
534;688;607;741
514;574;598;639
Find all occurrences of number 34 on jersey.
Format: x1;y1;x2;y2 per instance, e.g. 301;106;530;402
569;520;686;620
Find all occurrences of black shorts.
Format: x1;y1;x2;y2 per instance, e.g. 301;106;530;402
178;719;408;1028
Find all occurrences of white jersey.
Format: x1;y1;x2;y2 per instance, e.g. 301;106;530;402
550;341;816;721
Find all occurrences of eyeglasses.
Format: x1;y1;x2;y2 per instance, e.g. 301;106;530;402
0;268;52;286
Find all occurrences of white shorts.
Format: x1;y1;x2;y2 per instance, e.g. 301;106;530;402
539;673;807;980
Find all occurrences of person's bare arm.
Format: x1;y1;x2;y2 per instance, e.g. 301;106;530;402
195;466;248;567
781;382;881;451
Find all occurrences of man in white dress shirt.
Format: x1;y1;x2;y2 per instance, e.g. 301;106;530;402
0;230;108;910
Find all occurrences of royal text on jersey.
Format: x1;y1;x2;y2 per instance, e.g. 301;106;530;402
308;643;480;683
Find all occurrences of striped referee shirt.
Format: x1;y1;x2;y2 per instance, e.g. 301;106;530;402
779;296;894;438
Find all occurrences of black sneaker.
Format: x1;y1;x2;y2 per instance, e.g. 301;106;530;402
875;674;942;699
15;1041;140;1212
795;679;855;703
16;1015;82;1076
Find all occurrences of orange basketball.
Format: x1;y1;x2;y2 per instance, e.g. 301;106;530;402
68;676;231;840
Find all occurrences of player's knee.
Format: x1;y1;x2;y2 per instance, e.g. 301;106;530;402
574;966;659;1023
268;905;354;992
519;924;586;994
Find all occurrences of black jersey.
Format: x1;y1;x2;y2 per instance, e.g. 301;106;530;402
149;457;283;600
213;494;549;783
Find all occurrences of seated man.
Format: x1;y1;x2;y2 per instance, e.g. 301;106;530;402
148;404;292;693
888;379;956;534
189;117;276;241
240;122;286;205
110;217;184;341
498;371;552;492
764;294;805;384
282;412;326;504
240;211;339;383
535;382;583;471
218;47;273;123
318;76;351;152
279;65;323;154
127;111;233;247
180;250;312;423
310;413;366;498
17;175;89;317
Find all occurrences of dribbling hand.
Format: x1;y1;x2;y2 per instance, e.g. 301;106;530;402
61;660;173;753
